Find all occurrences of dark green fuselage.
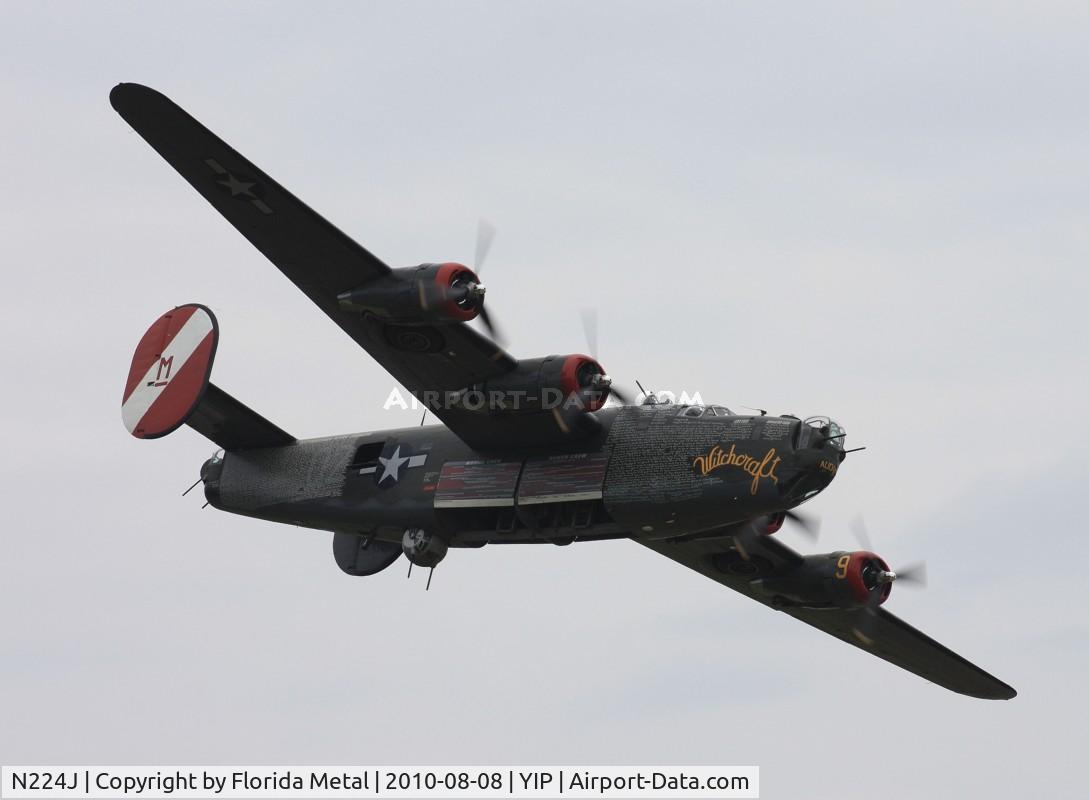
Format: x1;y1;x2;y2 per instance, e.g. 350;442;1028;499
203;405;839;548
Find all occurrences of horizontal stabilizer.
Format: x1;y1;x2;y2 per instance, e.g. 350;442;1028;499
187;383;295;450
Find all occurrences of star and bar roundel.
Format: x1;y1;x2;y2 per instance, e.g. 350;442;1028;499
122;304;218;439
358;443;428;489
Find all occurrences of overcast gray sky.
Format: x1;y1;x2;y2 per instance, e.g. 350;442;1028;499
2;2;1087;797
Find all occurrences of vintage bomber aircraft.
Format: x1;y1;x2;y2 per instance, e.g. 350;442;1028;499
112;83;1015;700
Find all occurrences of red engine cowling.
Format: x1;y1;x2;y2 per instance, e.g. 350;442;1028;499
459;354;613;413
423;263;484;322
838;550;893;607
558;354;611;412
336;262;485;324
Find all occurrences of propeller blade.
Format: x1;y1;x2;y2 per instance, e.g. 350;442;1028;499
851;594;883;647
474;218;496;274
608;384;633;406
839;517;926;645
580;308;599;359
894;561;928;587
849;516;927;586
734;536;750;561
784;510;820;540
478;305;505;346
852;560;928;645
849;515;873;551
579;308;632;406
468;219;505;345
733;519;765;561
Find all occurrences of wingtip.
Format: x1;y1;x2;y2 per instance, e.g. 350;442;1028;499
964;681;1017;701
109;82;135;111
988;675;1018;700
109;82;158;112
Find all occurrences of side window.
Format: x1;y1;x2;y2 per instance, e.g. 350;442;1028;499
348;441;385;473
681;406;704;418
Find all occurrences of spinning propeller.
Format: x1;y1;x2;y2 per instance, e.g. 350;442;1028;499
849;516;928;587
579;308;633;406
849;515;927;645
467;219;633;408
734;510;820;560
470;219;505;345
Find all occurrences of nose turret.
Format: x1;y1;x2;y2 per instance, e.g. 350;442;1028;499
802;416;847;453
780;416;847;503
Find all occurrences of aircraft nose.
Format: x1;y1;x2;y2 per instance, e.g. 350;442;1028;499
779;420;845;502
792;446;840;483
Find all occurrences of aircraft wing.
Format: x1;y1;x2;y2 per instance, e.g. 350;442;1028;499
110;84;392;300
111;83;565;451
639;533;1017;700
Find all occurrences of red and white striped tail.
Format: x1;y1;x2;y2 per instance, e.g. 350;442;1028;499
122;304;218;439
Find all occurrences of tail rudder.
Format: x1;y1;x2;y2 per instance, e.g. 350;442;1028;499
122;305;293;449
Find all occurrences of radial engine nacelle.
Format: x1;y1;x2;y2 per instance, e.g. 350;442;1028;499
454;354;613;414
337;262;485;324
753;550;894;610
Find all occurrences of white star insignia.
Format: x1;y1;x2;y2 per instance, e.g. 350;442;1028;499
377;446;409;484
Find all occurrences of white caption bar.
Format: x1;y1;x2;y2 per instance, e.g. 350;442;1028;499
2;766;758;799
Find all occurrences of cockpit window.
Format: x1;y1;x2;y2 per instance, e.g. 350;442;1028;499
677;405;733;418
